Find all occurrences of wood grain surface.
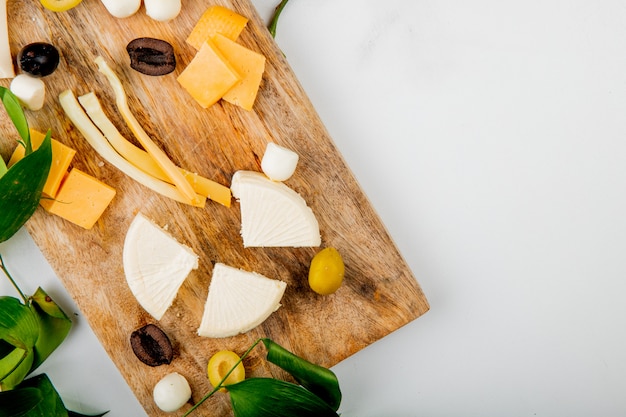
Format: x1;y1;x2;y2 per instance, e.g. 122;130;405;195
0;1;429;415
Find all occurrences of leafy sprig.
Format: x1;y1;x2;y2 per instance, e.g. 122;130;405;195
268;0;291;38
185;338;342;417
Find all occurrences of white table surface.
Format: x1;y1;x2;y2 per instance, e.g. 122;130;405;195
3;0;626;415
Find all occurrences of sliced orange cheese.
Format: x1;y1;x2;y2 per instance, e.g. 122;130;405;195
180;6;265;111
186;5;248;50
8;129;76;198
212;34;266;111
40;168;116;230
177;41;241;108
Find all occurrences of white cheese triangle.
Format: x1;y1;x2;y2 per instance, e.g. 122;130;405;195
198;263;287;338
230;170;321;247
123;213;198;320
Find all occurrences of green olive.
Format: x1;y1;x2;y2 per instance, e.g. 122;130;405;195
207;350;245;391
308;247;344;295
40;0;83;12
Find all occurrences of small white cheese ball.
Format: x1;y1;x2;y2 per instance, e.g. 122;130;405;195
10;74;45;111
261;142;300;182
145;0;182;22
100;0;141;18
153;372;192;413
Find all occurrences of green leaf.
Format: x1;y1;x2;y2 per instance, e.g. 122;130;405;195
0;386;43;417
30;288;70;321
0;346;34;391
228;378;340;417
262;338;342;410
0;131;52;244
0;87;31;154
0;297;39;350
0;297;39;390
0;374;109;417
0;86;51;244
15;374;69;417
29;288;72;371
0;156;7;179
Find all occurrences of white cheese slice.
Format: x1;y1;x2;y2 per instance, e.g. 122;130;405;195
230;170;321;247
0;0;15;79
123;213;198;320
198;263;287;338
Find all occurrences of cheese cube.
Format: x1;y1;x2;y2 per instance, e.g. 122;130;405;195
8;129;76;198
40;168;116;230
177;41;240;108
212;34;265;111
186;5;248;50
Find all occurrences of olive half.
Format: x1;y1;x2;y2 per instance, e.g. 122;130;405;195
126;37;176;76
130;323;174;367
17;42;60;77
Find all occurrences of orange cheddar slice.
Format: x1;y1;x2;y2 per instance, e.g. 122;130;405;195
8;129;76;198
177;41;241;108
40;168;116;230
212;34;265;111
186;5;248;50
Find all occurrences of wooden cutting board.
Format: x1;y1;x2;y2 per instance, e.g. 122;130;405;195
0;1;429;415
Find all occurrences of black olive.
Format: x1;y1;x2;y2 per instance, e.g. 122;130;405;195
130;323;174;367
126;37;176;76
17;42;60;77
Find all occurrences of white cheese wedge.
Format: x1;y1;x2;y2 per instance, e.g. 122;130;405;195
0;0;15;79
198;263;287;338
230;170;321;247
123;213;198;320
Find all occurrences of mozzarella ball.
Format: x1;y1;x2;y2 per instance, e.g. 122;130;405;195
145;0;182;22
100;0;141;18
10;74;45;111
261;142;300;182
153;372;192;412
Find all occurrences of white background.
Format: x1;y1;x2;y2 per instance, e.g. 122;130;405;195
3;0;626;415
